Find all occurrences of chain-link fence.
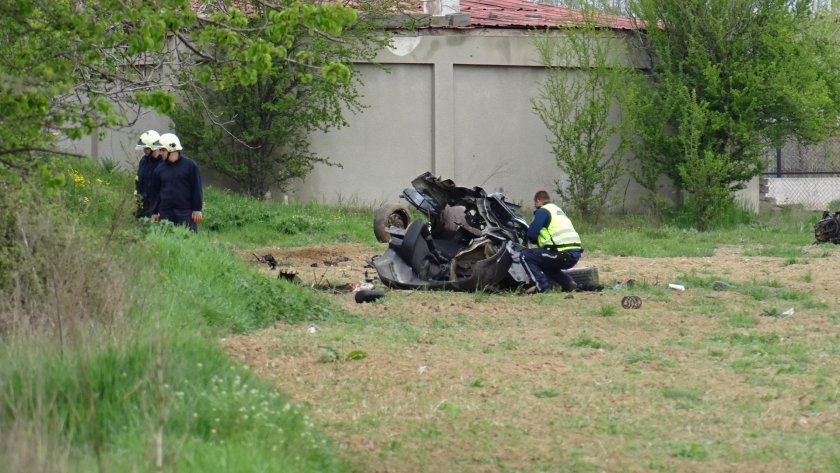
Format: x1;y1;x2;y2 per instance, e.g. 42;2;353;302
761;138;840;210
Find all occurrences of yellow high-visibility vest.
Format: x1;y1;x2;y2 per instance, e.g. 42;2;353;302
537;203;581;250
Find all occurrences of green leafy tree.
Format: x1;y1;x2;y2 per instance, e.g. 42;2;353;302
626;0;840;229
0;0;189;176
531;20;634;224
171;1;391;198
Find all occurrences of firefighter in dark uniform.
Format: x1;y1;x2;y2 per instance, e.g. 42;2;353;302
134;130;163;218
149;133;204;232
521;190;582;293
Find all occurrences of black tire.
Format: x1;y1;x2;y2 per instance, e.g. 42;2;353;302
373;203;411;243
355;289;385;303
566;266;599;286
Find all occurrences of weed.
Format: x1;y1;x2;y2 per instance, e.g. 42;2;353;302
782;257;799;266
534;389;561;399
570;333;608;349
724;311;756;328
670;442;709;460
624;349;660;365
597;304;617;317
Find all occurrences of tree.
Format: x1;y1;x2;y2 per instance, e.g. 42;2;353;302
531;20;634;224
170;1;391;198
0;0;188;177
625;0;840;229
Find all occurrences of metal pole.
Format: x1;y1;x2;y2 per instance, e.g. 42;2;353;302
775;148;782;177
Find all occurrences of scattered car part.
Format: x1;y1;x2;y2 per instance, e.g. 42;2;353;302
355;289;385;303
712;280;732;291
814;210;840;244
621;295;642;309
253;253;278;270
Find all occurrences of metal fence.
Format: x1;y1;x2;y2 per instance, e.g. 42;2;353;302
761;138;840;210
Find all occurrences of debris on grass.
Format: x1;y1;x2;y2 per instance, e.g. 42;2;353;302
712;280;732;290
345;350;367;361
355;289;385;303
760;307;795;318
621;295;642;309
317;346;339;363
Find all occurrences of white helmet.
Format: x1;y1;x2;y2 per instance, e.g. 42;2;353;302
135;130;160;150
155;133;183;152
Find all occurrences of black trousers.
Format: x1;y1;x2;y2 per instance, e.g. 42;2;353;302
520;248;580;292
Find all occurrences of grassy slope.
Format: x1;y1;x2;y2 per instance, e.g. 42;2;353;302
0;159;355;472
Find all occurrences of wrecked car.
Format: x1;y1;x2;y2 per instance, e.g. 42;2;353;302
370;172;597;292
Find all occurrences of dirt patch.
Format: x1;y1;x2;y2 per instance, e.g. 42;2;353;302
228;243;840;472
237;243;378;290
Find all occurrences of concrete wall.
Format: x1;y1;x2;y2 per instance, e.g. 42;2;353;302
59;27;761;212
293;28;678;210
57;110;165;174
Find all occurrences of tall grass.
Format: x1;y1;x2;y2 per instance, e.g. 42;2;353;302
0;158;350;472
204;187;374;248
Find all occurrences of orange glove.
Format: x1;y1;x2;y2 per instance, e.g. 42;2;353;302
191;211;203;224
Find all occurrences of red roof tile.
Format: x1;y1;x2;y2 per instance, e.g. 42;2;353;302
459;0;637;29
190;0;639;30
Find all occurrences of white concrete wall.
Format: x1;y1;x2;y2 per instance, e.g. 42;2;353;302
292;28;686;210
57;110;167;174
296;63;434;205
766;177;840;210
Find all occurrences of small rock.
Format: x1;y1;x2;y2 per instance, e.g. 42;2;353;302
712;280;732;291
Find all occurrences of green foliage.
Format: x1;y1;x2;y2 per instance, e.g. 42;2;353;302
531;20;634;224
172;1;391;197
0;0;193;174
625;0;840;229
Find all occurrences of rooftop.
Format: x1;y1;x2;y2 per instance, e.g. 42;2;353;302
455;0;638;29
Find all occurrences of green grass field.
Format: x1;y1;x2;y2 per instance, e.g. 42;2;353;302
1;158;838;472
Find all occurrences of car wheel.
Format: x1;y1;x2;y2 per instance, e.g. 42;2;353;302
373;203;411;243
566;266;599;286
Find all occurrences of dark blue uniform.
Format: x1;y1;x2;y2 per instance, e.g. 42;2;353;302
522;206;582;292
135;154;163;218
150;155;203;231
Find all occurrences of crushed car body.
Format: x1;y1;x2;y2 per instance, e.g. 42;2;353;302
371;172;597;292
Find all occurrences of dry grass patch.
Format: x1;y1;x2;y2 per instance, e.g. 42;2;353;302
226;244;840;472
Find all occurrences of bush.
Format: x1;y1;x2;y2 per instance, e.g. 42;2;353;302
0;181;126;342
